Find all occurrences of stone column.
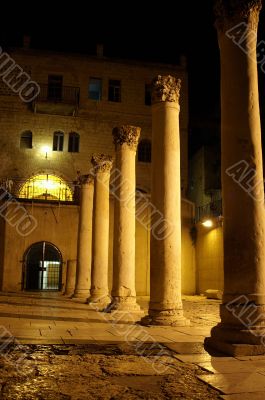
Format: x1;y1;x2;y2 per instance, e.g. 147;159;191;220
206;0;265;355
72;175;94;299
64;260;77;297
143;76;189;326
88;154;113;309
110;125;142;312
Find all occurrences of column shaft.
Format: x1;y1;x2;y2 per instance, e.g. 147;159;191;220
64;259;77;297
72;176;94;299
206;0;265;355
111;125;142;312
144;76;189;326
89;154;112;308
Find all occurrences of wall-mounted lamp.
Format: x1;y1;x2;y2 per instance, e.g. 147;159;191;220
201;219;213;228
201;215;223;229
42;146;50;159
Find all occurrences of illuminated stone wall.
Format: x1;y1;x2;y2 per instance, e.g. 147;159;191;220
0;48;188;195
0;198;196;295
195;223;224;294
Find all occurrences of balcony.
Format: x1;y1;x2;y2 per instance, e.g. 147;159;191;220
196;199;222;223
33;84;80;116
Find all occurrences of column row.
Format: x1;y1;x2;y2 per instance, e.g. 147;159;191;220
65;75;189;326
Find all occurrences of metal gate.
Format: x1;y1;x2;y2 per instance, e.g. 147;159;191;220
24;241;62;291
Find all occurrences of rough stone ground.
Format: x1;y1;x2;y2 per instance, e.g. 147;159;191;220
0;293;223;399
182;296;220;326
0;343;222;400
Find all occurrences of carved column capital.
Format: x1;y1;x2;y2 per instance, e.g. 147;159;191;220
214;0;262;30
91;154;113;173
112;125;141;151
151;75;181;104
79;174;94;185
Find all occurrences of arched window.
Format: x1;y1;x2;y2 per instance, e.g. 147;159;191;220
138;139;151;163
20;130;32;149
53;131;64;151
68;132;80;153
18;174;73;201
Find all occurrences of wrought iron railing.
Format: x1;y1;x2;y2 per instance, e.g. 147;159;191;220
196;199;222;222
35;84;80;105
0;177;80;204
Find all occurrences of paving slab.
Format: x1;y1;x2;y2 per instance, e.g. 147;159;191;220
174;354;235;363
221;393;265;399
164;342;207;354
198;360;265;374
198;372;265;394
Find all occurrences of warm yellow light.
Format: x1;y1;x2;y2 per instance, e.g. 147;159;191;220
202;219;213;228
19;174;73;201
44;180;56;190
42;146;50;158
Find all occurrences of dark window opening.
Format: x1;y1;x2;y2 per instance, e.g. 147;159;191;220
53;131;64;151
68;132;80;153
20;130;32;149
48;75;63;101
138;139;151;163
88;77;102;100
108;79;121;102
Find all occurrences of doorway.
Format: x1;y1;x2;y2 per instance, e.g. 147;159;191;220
24;241;62;291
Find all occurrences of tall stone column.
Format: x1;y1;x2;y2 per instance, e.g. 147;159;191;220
72;175;94;299
110;125;142;312
64;260;77;297
143;76;189;326
206;0;265;355
88;154;113;309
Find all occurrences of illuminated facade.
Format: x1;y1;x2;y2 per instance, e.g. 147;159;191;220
0;40;197;296
18;174;73;201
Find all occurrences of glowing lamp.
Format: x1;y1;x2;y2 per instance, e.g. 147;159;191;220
201;219;213;228
42;146;50;159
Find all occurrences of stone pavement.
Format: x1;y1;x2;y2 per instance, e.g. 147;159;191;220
0;292;264;398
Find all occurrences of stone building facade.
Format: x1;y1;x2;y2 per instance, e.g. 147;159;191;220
0;42;195;295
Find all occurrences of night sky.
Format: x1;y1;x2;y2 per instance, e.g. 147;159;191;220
1;1;265;157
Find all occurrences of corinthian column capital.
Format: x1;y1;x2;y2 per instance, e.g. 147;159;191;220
112;125;141;151
79;174;94;185
151;75;181;105
214;0;262;30
91;154;113;173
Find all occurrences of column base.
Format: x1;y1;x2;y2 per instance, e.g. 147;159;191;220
71;289;90;301
107;296;142;313
141;309;190;326
205;323;265;356
64;290;75;297
205;337;265;356
87;294;111;311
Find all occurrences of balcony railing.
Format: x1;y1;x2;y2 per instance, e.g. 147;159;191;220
33;84;80;116
36;84;80;105
196;199;222;222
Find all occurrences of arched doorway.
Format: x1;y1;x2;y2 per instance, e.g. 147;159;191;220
24;242;62;291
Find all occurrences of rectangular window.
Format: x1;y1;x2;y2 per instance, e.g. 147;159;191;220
68;132;80;153
108;79;121;102
20;131;32;149
53;131;64;151
48;75;63;101
145;84;152;106
88;77;102;100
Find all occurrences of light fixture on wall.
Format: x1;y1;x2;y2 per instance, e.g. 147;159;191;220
42;145;50;159
201;215;223;229
201;219;213;228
